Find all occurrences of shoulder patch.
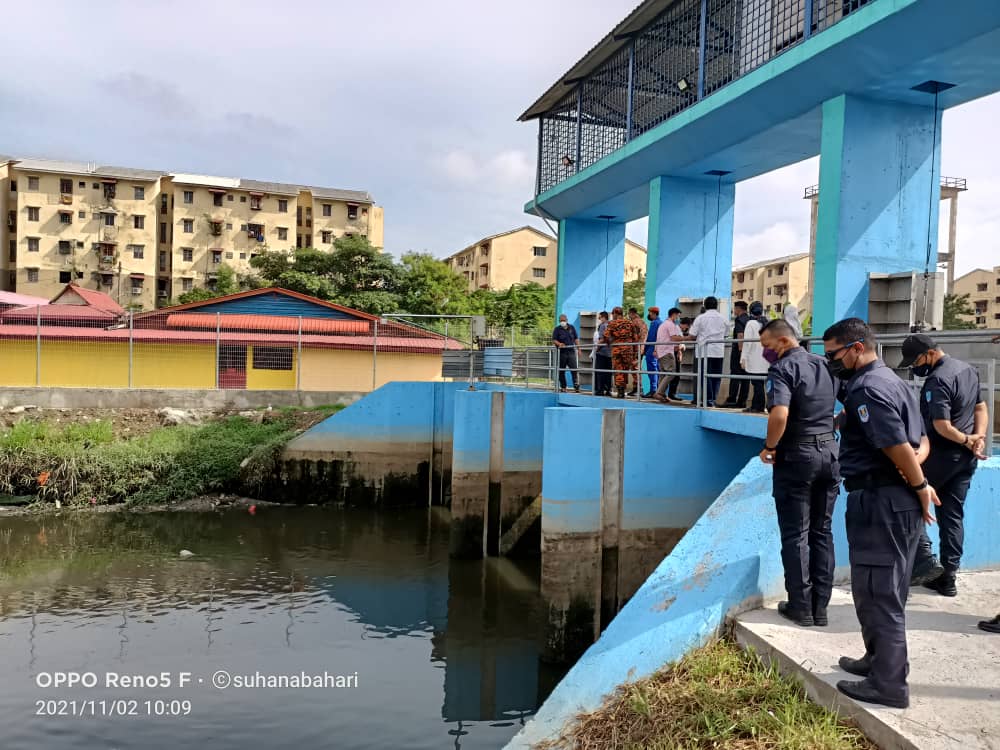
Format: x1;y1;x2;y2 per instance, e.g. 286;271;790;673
925;390;932;403
858;404;870;423
765;379;773;393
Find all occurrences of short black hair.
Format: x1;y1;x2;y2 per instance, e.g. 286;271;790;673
628;307;639;315
822;317;874;350
761;319;796;339
668;307;681;317
703;296;718;310
598;310;609;320
680;317;693;326
734;300;748;311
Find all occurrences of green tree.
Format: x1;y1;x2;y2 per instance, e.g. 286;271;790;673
943;293;978;330
622;276;646;315
172;263;241;305
326;236;402;314
397;252;471;315
488;282;555;332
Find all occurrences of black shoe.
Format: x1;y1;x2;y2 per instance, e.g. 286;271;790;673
838;655;871;677
925;572;957;597
978;615;1000;634
813;606;828;627
910;557;945;586
574;386;580;393
616;390;625;399
836;679;908;709
777;601;813;627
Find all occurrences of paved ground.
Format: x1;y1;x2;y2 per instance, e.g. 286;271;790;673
735;570;1000;750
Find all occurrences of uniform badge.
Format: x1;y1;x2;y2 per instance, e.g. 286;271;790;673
925;390;932;403
858;404;870;423
766;379;773;393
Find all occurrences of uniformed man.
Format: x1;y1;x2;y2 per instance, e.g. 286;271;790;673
823;318;940;709
899;333;988;596
758;319;840;627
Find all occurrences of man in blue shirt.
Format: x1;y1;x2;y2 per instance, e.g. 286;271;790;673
642;307;662;397
552;314;580;393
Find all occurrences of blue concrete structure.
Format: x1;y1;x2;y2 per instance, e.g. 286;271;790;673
555;218;626;329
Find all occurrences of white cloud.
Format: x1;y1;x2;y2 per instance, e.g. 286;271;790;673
733;222;806;266
436;148;535;189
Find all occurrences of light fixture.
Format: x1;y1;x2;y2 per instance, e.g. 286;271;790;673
561;154;574;168
677;78;690;92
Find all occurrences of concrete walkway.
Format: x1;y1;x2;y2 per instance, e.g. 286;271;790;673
735;570;1000;750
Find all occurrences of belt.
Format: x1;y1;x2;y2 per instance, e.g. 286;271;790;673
843;471;906;492
784;432;836;447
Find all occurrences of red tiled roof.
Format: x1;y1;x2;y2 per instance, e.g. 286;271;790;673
161;313;371;334
0;291;49;307
0;305;119;321
50;284;126;314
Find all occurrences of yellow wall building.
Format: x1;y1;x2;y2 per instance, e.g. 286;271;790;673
444;226;647;292
731;252;810;315
953;266;1000;328
0;157;382;309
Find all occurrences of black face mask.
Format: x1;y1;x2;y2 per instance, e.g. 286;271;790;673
912;363;933;378
826;356;855;381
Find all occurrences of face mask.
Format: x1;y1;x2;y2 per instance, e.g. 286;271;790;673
762;348;779;365
560;322;568;328
912;363;932;378
826;357;855;381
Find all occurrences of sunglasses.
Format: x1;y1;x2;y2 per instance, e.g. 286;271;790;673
824;339;863;362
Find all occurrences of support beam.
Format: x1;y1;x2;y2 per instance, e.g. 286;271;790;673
555;218;626;329
812;94;942;336
645;175;735;310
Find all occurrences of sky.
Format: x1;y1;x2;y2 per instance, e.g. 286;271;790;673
0;0;997;276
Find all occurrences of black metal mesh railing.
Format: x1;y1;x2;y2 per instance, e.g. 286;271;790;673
535;0;879;194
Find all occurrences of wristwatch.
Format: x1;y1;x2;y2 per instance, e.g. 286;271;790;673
764;443;777;452
910;478;929;491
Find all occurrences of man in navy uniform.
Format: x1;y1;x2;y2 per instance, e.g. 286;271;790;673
899;333;988;596
823;318;940;709
758;319;840;628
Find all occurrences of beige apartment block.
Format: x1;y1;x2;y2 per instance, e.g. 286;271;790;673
0;156;382;309
953;267;1000;328
445;226;647;292
731;252;810;315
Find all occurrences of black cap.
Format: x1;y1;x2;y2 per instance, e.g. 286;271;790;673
898;333;936;368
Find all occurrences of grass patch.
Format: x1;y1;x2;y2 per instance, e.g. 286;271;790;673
536;639;875;750
0;415;303;507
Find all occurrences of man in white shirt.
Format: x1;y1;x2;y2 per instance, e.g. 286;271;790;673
680;295;728;407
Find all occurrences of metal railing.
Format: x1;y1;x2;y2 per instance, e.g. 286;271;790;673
805;176;968;199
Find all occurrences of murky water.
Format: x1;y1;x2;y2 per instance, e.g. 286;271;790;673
0;507;563;750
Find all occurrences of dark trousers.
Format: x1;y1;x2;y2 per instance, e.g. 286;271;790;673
772;441;840;613
693;357;723;406
726;356;750;406
558;348;578;389
845;485;922;702
749;374;766;412
914;450;977;572
593;353;612;396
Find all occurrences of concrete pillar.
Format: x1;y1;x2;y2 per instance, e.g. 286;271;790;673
812;94;942;336
645;176;736;310
599;409;624;631
450;390;493;558
555;218;626;330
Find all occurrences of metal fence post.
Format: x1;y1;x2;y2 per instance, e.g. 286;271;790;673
804;0;814;39
127;313;134;388
296;316;303;391
372;318;379;391
35;305;41;387
215;312;221;389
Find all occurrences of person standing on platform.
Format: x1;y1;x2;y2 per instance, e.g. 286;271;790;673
606;307;638;399
822;318;940;710
628;308;647;397
552;314;580;393
593;311;612;397
784;303;804;341
898;334;988;596
722;300;751;409
741;302;769;413
642;306;662;397
654;307;683;403
758;319;840;628
680;296;728;407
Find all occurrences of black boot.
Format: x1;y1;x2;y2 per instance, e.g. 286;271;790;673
813;606;828;627
910;556;945;586
836;679;908;709
838;655;871;677
777;601;813;627
925;571;957;597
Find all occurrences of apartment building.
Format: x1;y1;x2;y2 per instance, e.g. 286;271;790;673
953;266;1000;327
730;252;810;315
0;156;382;309
445;226;647;292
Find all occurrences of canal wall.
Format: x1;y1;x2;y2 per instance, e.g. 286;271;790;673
507;455;1000;749
0;387;364;410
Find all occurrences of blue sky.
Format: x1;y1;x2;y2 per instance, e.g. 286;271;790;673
1;0;997;276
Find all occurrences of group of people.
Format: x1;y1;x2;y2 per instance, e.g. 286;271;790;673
758;319;994;710
552;297;806;409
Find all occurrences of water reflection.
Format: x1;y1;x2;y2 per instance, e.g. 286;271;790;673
0;507;563;750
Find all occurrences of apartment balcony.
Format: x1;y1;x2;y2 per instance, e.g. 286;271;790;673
101;226;118;242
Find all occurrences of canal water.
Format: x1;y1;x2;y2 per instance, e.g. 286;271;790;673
0;507;564;750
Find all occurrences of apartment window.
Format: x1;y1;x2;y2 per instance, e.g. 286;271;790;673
59;271;72;283
322;204;331;217
226;223;233;230
182;248;193;262
213;193;224;207
182;219;194;233
977;283;988;292
305;207;311;217
28;176;39;190
247;223;264;241
131;278;144;295
774;303;783;313
104;213;115;226
59;211;72;224
27;269;39;283
321;231;332;243
278;199;288;213
78;210;86;219
60;178;73;194
27;207;40;222
532;246;547;257
158;251;167;271
240;196;246;203
160;194;168;214
296;234;302;248
159;222;168;243
211;250;222;264
134;215;145;230
297;207;303;226
767;269;773;278
27;238;39;252
748;271;754;280
77;181;84;188
766;286;772;295
253;346;293;371
221;250;232;259
130;244;145;259
9;180;16;191
183;190;194;204
182;278;193;292
58;240;72;255
226;194;233;201
277;227;288;241
239;252;246;260
532;268;546;279
103;182;116;200
480;245;489;256
130;186;143;200
100;273;113;287
777;265;785;276
7;240;14;262
347;204;358;220
250;195;262;210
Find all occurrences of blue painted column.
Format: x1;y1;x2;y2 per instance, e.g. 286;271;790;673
644;176;735;310
812;94;942;337
555;218;626;328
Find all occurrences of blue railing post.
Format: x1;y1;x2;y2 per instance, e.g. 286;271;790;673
804;0;814;39
575;86;583;173
697;0;708;99
625;40;636;141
